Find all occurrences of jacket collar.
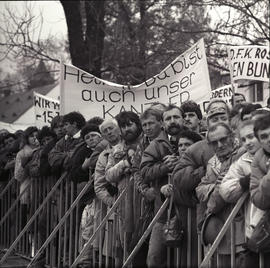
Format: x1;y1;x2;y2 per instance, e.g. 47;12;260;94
241;151;254;163
64;130;81;140
155;131;170;142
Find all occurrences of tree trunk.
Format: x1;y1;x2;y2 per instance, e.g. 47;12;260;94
60;0;105;77
85;0;106;77
60;1;89;72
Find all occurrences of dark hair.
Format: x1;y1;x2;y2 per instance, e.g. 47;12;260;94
63;112;86;130
163;104;184;118
81;123;101;139
115;111;142;133
140;108;162;122
252;108;270;118
3;133;17;141
37;126;57;144
178;130;202;144
51;115;63;130
87;116;104;126
234;93;246;98
23;126;38;145
14;130;24;138
230;103;248;119
3;133;17;143
267;97;270;106
180;100;202;120
254;115;270;139
231;93;246;105
240;103;262;120
206;122;232;142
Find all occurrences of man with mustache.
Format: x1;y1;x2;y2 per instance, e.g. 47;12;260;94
180;100;202;134
105;111;143;254
140;104;184;268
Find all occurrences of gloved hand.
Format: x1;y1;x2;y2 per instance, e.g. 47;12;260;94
239;175;250;191
143;187;156;201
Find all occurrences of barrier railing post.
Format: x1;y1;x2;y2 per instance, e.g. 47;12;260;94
122;198;170;268
0;173;67;265
198;231;202;266
259;252;264;268
187;207;192;267
199;192;249;268
71;187;127;268
230;221;236;268
26;178;91;267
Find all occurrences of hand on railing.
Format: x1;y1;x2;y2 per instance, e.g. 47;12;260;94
239;175;250;190
163;155;178;172
143;187;156;201
160;184;173;197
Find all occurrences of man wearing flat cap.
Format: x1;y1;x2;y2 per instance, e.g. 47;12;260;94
171;99;231;268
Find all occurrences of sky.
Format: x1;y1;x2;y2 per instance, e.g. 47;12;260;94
0;1;67;74
0;1;67;39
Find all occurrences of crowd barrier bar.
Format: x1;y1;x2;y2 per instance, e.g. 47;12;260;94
199;192;249;268
0;175;16;199
0;179;32;227
2;171;268;268
122;197;169;268
27;178;92;267
71;186;127;268
0;172;67;265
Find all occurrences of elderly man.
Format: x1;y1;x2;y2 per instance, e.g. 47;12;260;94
140;104;184;268
196;122;244;268
171;99;231;268
94;119;122;207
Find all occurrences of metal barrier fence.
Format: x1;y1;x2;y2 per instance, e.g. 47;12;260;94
199;192;266;268
0;174;20;250
0;172;62;265
0;171;268;268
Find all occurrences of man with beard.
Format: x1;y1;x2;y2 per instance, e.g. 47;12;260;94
140;104;184;268
105;111;143;254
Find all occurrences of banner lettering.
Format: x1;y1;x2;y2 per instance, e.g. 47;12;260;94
60;38;211;119
227;45;269;82
34;92;60;128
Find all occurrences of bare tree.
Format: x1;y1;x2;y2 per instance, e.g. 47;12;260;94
0;2;66;66
0;0;268;89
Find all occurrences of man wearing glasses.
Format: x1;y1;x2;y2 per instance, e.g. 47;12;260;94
196;122;245;267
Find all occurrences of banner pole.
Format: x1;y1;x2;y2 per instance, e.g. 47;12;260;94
227;46;236;106
59;58;64;115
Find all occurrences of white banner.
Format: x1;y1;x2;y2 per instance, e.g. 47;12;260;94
227;45;269;82
60;38;211;119
33;92;60;128
211;84;233;107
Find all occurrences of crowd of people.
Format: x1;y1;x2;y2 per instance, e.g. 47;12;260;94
1;95;270;268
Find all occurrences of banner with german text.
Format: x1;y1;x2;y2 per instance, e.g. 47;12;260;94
34;92;60;128
210;84;233;107
227;45;269;82
60;38;211;119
